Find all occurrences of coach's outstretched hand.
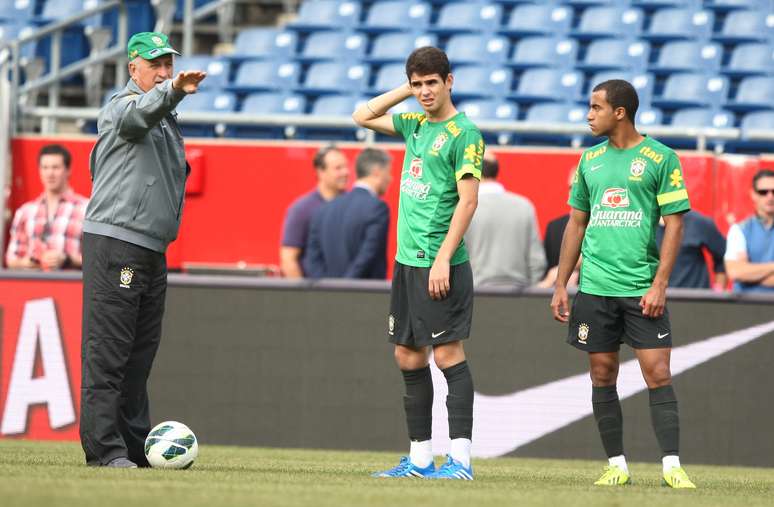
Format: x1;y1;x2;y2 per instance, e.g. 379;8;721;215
551;286;570;323
172;70;207;94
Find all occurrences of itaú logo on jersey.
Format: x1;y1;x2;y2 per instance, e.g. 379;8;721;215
401;176;431;200
600;187;630;208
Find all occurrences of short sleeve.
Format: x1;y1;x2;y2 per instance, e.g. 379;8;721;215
656;151;691;215
281;202;307;248
724;223;747;261
392;112;425;141
567;157;590;212
451;130;484;181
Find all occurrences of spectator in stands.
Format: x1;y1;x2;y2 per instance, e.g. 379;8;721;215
656;211;727;290
538;167;579;288
464;152;546;288
724;169;774;293
279;145;349;278
5;144;88;270
304;148;392;279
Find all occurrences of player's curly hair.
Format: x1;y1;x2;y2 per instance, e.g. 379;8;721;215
405;46;450;81
592;79;639;125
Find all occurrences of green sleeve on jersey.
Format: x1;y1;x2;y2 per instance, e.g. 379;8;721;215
392;112;426;140
656;152;691;215
452;130;484;181
567;157;590;211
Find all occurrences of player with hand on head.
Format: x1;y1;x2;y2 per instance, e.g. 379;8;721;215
551;80;696;489
353;46;483;480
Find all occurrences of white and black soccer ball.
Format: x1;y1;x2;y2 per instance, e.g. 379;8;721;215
144;421;199;469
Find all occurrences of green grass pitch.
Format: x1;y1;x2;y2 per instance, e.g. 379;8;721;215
1;440;773;507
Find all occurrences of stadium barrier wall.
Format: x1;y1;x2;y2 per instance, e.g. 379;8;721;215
7;136;773;271
1;273;774;467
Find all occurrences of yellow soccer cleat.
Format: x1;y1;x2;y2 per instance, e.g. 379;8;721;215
594;465;631;486
662;466;697;489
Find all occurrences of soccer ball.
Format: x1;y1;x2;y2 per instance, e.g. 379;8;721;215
144;421;199;469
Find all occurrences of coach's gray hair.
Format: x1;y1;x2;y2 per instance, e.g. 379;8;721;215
355;148;391;179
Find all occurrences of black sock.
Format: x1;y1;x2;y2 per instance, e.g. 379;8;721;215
402;366;433;441
442;361;474;440
592;385;624;457
649;385;679;456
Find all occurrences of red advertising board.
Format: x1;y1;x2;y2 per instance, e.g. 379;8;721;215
0;279;82;441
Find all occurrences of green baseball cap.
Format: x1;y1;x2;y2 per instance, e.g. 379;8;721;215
127;32;180;60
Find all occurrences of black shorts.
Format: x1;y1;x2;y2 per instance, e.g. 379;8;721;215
567;291;673;352
388;261;474;348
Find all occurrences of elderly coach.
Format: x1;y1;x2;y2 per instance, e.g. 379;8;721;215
79;32;205;468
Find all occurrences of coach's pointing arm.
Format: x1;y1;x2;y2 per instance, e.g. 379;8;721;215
352;84;413;135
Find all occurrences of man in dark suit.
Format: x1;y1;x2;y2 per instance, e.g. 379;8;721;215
304;148;393;279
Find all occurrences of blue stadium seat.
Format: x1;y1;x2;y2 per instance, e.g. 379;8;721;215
740;110;774;135
518;102;588;146
229;92;306;139
670;107;734;128
228;28;297;61
458;99;518;121
704;0;769;12
576;40;650;72
175;90;237;137
507;37;577;70
642;8;714;42
361;1;431;33
499;4;573;37
571;7;644;40
287;0;361;31
722;43;774;77
446;34;510;65
296;31;366;63
584;72;655;105
372;63;408;92
175;56;230;90
713;9;774;44
511;68;583;103
227;61;300;93
630;0;702;8
453;65;512;99
636;107;664;127
649;41;722;75
37;0;94;24
430;3;503;34
0;0;37;23
300;62;370;95
366;32;437;64
0;21;25;44
652;73;729;109
174;0;211;22
726;76;774;112
311;94;362;115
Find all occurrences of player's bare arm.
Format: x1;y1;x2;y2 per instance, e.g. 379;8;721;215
551;208;589;323
352;84;413;136
640;212;684;318
429;176;479;301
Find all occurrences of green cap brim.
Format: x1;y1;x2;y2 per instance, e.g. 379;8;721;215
139;47;181;60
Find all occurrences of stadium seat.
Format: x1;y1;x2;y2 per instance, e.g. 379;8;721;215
726;76;774;112
229;92;306;139
635;107;664;127
366;32;437;64
227;28;297;62
452;65;512;100
458;99;518;121
287;0;361;31
499;4;573;37
372;63;408;93
517;102;588;146
296;31;367;63
630;0;702;8
360;1;431;33
651;73;729;109
445;34;510;65
670;107;734;128
649;41;722;75
641;8;714;42
722;43;774;77
175;90;237;137
713;9;774;44
300;62;370;95
173;0;211;22
511;68;583;103
310;94;363;116
507;37;577;70
430;3;503;34
704;0;769;12
0;0;37;24
576;40;650;72
175;56;230;90
571;7;644;40
740;110;774;135
37;0;93;24
585;72;655;106
227;60;300;93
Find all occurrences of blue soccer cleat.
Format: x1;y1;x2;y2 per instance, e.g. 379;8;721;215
371;456;435;478
427;455;474;480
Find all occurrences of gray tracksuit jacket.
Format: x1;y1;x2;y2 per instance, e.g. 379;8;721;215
84;79;189;253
